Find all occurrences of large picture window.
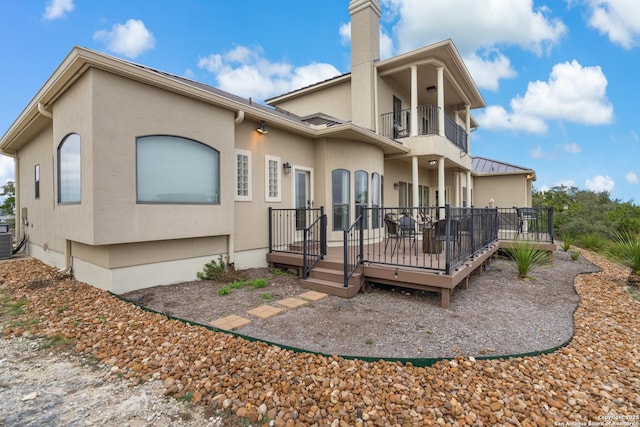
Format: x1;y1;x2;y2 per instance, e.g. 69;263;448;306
332;169;350;231
137;135;219;204
57;133;81;204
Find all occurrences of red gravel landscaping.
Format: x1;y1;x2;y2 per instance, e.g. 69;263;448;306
1;252;638;426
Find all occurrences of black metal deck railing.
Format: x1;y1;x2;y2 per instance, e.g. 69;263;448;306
359;205;499;274
496;207;554;243
269;205;553;278
268;207;326;279
379;105;467;153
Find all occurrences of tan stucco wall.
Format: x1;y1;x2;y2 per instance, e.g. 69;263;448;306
233;121;316;252
271;81;352;121
16;126;67;255
89;70;235;245
473;175;532;208
52;71;95;244
71;236;227;269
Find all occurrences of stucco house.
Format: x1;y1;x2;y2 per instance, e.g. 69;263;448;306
0;0;541;300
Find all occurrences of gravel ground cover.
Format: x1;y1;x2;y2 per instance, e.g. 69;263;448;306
1;252;639;426
123;250;598;359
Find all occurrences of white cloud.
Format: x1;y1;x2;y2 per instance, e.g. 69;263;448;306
563;143;582;153
477;60;613;134
530;145;546;159
384;0;566;55
585;175;615;192
93;19;155;58
43;0;74;21
464;51;517;91
586;0;640;49
381;0;566;89
198;45;341;101
339;22;351;46
0;155;14;185
626;171;640;184
631;130;639;141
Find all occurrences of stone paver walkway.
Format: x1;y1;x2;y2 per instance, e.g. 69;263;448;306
208;292;328;331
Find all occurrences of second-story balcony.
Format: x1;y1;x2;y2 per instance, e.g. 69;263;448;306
380;105;468;153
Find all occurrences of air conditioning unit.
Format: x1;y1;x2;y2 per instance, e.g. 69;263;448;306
0;233;12;259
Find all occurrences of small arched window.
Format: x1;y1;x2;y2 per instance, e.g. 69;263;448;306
57;133;81;204
136;135;220;204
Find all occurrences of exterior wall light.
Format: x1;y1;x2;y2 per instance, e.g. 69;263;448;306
256;121;269;134
426;85;437;93
393;182;400;189
283;162;292;174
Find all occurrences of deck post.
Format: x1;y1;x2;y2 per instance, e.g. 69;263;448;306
268;207;273;252
320;206;327;257
445;204;451;275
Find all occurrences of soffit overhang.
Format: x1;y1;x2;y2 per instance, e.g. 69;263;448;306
376;39;485;110
0;47;406;156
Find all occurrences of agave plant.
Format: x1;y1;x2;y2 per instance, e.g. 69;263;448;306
608;231;640;285
504;240;551;279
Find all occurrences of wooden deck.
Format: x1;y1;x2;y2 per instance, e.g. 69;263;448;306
267;240;507;308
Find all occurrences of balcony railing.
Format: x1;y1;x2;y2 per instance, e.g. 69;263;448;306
379;104;468;152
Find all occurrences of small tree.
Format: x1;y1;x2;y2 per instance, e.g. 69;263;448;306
0;180;15;216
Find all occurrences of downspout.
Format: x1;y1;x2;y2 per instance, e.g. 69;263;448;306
234;110;245;125
59;240;72;274
226;110;245;268
38;103;53;119
14;152;21;241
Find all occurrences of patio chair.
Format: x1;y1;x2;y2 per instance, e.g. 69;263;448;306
384;217;416;257
514;207;539;238
433;219;461;253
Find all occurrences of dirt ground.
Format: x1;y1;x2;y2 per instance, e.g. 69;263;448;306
123;249;601;360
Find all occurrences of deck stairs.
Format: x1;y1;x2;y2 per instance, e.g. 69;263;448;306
298;258;362;298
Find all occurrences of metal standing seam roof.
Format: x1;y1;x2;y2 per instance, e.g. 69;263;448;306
133;63;347;128
471;157;534;175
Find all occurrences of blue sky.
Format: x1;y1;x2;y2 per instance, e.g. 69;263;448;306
1;0;639;203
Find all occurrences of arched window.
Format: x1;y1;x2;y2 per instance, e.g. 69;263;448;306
136;135;220;204
332;169;350;231
355;170;368;228
57;133;81;204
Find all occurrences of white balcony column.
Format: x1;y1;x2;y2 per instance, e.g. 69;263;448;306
437;66;445;137
411;65;418;136
412;155;419;207
466;170;472;207
465;104;471;153
454;172;461;207
438;156;445;217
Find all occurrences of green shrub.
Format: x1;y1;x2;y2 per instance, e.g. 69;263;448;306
607;231;640;274
560;238;572;251
504;240;551;278
217;286;230;296
250;279;267;289
569;249;581;261
577;233;607;252
197;255;227;281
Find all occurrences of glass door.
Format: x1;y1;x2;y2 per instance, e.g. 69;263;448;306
294;168;312;237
